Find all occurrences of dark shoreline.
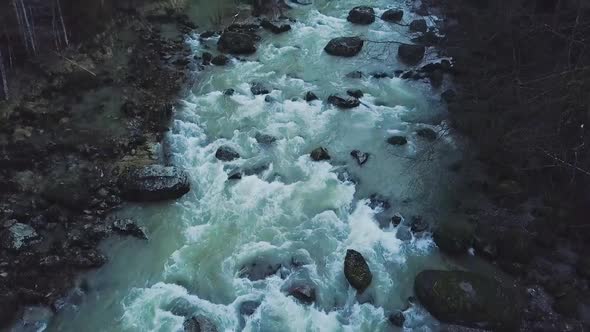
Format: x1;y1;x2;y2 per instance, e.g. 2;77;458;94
0;2;197;327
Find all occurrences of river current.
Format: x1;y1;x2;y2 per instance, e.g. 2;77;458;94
47;0;464;331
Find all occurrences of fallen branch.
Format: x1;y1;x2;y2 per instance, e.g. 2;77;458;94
53;51;96;76
539;148;590;176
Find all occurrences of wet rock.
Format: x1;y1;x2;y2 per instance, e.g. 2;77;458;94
200;30;216;38
371;72;392;79
215;146;240;161
224;88;235;96
327;95;360;109
410;216;429;233
264;95;275;103
346;89;364;99
398;44;426;65
218;31;257;55
409;19;428;33
414;270;524;330
250;82;270;95
368;194;391;210
347;6;375;25
413;31;441;46
0;293;18;328
389;310;405;327
382;9;404;22
119;165;190;202
324;37;364;57
344;249;373;292
255;133;277;145
387;135;408;146
239;300;261;316
239;262;281;281
416;128;438;141
310;147;330;161
350;150;369;166
0;222;40;251
183;315;218;332
434;220;475;255
228;171;242;180
112;218;147;239
261;19;291;34
211;55;230;66
391;215;403;227
304;91;318;102
428;69;444;87
286;283;316;304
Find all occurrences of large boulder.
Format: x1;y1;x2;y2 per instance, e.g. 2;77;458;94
344;249;373;292
327;95;360;109
218;31;257;55
119;165;190;202
324;37;364;57
381;9;404;22
398;44;425;65
310;147;330;161
414;270;524;330
347;6;375;25
261;19;291;34
215;146;240;161
409;19;428;33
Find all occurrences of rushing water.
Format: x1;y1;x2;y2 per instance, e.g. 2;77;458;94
46;1;466;331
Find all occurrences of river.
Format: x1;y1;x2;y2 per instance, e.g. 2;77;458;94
47;0;463;331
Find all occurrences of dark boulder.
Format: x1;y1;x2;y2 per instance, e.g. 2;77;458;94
387;136;408;146
118;165;190;202
382;9;404;22
183;315;218;332
327;95;360;109
347;6;375;25
433;220;475;256
409;19;428;33
346;89;364;99
286;283;316;304
261;19;291;34
200;30;216;38
310;147;330;161
238;261;281;281
344;249;373;292
250;82;270;95
350;150;369;166
410;216;429;233
224;88;235;96
255;133;277;145
416;128;438;141
398;44;425;65
202;52;213;65
215;146;240;161
389;310;405;327
304;91;318;102
414;270;524;330
324;37;364;57
218;31;257;55
239;301;261;316
211;55;230;66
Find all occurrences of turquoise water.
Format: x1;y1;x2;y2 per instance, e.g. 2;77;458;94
45;1;464;331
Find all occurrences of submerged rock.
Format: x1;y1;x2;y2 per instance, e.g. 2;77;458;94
261;19;291;34
398;44;425;65
239;301;261;316
387;136;408;146
218;31;257;55
350;150;369;166
344;249;373;292
324;37;364;57
119;165;190;202
286;283;316;304
255;133;277;145
0;221;40;251
346;71;363;79
238;262;281;281
183;315;218;332
327;95;360;109
211;55;230;66
347;6;375;25
215;146;240;161
382;9;404;22
310;147;330;161
414;270;524;330
250;82;270;95
409;19;428;33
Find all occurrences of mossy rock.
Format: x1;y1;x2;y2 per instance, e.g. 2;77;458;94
414;270;524;330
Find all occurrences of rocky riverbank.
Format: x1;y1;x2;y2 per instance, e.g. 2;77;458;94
0;2;197;327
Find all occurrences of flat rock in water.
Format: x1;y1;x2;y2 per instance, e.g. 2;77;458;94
382;9;404;22
119;165;190;202
414;270;524;330
324;37;364;57
183;315;218;332
218;31;257;55
344;249;373;292
347;6;375;25
398;44;425;65
328;95;360;109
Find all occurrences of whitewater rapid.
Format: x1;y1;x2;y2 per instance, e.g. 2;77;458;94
47;1;462;331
